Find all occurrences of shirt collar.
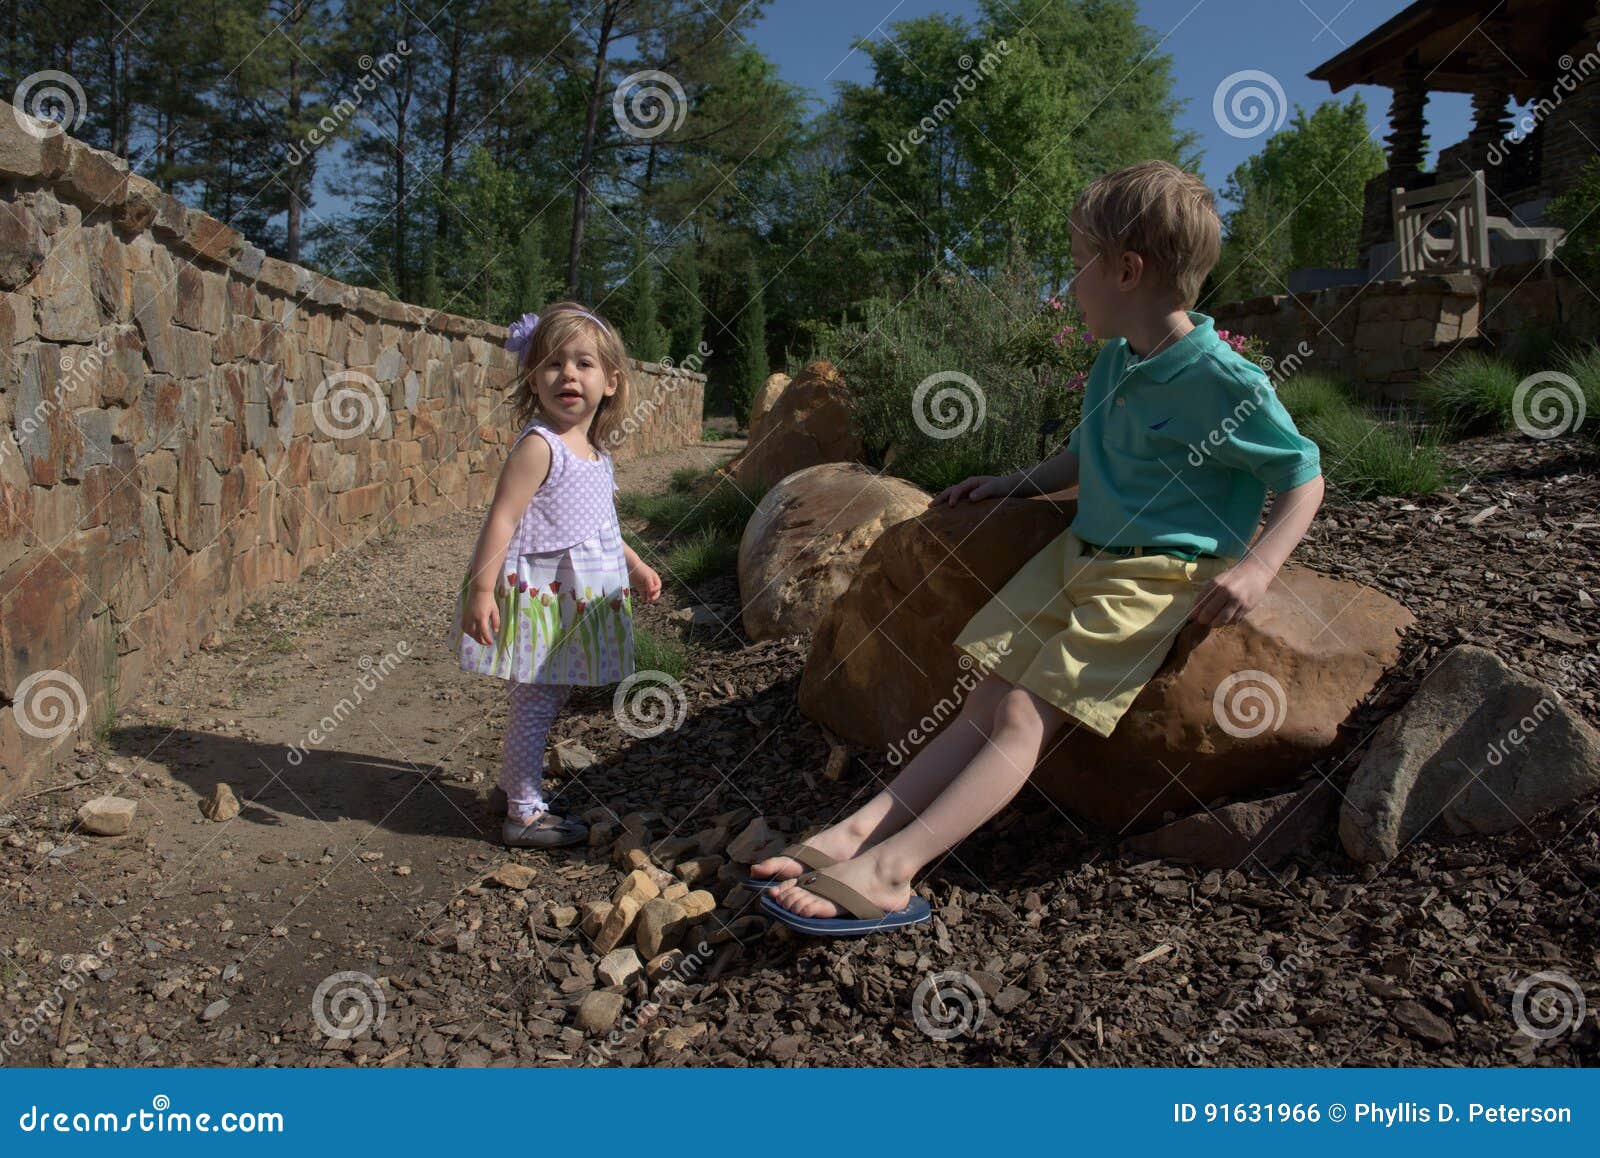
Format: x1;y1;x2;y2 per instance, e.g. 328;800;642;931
1115;311;1214;384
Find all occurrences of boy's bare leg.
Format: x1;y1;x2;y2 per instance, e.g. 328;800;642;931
749;673;1011;882
767;684;1070;917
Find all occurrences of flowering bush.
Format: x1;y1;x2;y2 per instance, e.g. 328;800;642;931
1217;327;1274;374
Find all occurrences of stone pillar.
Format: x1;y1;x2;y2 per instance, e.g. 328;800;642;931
1466;26;1513;172
1543;3;1600;194
1385;61;1429;187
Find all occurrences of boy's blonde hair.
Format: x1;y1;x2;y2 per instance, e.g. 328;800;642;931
509;301;633;454
1070;160;1221;309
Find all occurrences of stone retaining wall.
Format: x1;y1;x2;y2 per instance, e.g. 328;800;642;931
1213;263;1599;401
0;104;704;794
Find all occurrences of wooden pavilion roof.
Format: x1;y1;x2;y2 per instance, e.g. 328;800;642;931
1309;0;1593;102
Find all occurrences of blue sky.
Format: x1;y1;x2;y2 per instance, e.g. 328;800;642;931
748;0;1474;197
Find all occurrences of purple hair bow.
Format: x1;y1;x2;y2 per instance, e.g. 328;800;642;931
505;311;540;358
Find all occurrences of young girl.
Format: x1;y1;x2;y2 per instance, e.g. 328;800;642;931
454;302;662;848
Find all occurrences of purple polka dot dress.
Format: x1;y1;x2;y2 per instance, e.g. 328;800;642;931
453;418;635;686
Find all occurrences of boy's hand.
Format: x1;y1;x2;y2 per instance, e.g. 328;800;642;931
1188;557;1274;627
463;587;500;646
933;474;1021;506
628;558;662;602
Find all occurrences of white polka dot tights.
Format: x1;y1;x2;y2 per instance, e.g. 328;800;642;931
500;681;574;818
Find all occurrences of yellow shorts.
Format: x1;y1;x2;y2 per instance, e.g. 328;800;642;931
952;529;1239;738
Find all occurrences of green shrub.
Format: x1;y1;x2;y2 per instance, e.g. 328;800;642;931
1276;373;1357;427
633;627;687;680
1554;345;1600;442
1302;407;1450;497
1548;156;1600;280
823;253;1085;491
1417;352;1522;436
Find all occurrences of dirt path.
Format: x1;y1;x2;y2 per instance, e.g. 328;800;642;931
2;429;1598;1068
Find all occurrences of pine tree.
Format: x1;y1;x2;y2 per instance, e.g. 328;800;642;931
732;253;767;426
662;245;705;366
622;235;667;363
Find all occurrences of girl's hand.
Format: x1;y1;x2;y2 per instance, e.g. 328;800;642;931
628;559;662;602
933;473;1021;506
463;587;501;646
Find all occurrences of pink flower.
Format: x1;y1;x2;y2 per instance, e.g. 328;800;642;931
1066;372;1087;392
1048;297;1063;311
1082;332;1096;345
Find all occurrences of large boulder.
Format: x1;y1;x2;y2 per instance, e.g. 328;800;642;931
799;496;1416;830
748;372;791;443
738;462;929;641
1340;645;1600;863
729;360;863;490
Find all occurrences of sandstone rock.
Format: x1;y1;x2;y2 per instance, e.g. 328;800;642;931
77;795;136;836
800;495;1415;830
738;462;929;640
674;855;723;886
661;881;689;902
597;946;643;988
645;949;685;982
689;825;730;856
199;782;240;822
612;869;660;907
1340;645;1600;863
1123;780;1334;868
485;862;537;890
575;990;625;1034
748;372;790;440
579;900;611;938
551;739;598;773
728;360;864;490
679;890;717;924
635;898;687;958
592;894;642;954
726;817;785;864
548;904;579;929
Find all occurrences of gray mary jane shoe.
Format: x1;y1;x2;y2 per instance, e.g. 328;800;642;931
501;811;589;849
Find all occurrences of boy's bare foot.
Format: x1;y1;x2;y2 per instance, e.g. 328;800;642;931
748;825;870;885
765;850;912;919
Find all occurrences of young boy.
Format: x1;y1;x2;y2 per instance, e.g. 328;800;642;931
755;160;1325;934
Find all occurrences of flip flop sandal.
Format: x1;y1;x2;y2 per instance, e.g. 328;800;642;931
744;842;839;891
760;868;931;937
501;812;589;849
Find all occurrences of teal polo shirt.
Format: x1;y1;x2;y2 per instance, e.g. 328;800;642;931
1065;312;1321;558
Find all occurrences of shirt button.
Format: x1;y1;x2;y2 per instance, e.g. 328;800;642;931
1115;397;1126;407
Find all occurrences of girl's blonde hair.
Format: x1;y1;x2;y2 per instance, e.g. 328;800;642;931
508;301;633;454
